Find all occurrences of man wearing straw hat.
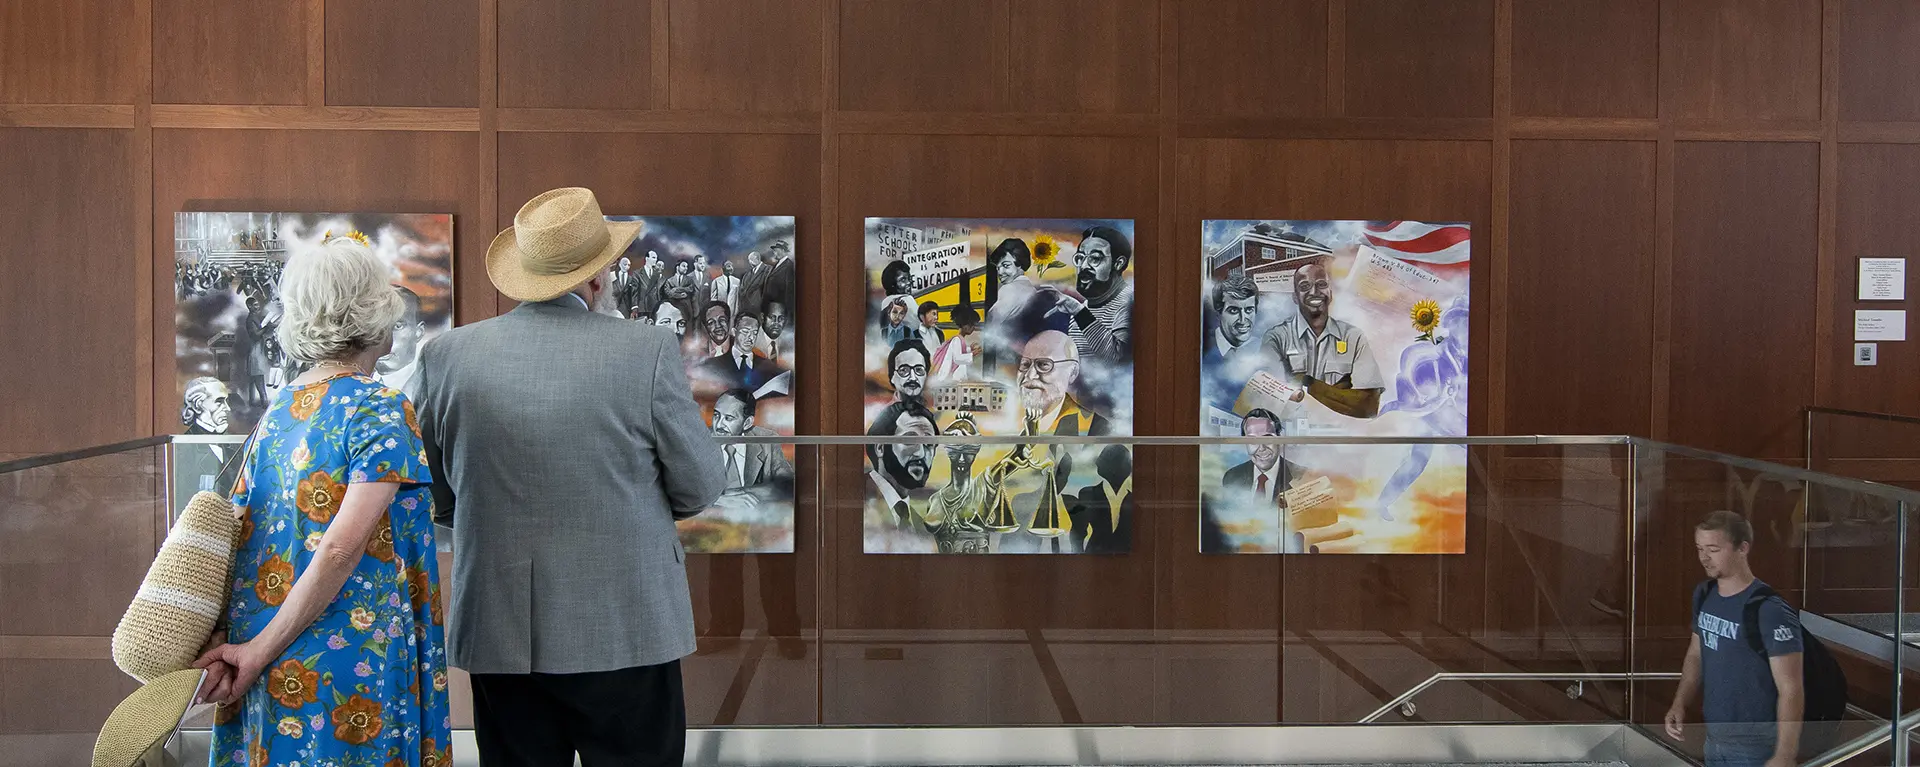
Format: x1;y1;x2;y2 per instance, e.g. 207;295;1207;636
416;187;727;766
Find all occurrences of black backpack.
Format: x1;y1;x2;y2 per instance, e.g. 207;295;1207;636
1692;580;1849;724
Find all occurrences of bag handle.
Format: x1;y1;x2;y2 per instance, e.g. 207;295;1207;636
211;424;264;506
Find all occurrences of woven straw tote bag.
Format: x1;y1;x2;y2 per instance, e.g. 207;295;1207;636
111;431;257;683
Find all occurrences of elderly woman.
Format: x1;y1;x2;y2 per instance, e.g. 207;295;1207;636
195;237;450;767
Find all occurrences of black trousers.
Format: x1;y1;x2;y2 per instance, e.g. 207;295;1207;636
470;660;686;767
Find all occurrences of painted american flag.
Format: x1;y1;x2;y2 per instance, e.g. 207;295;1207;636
1362;221;1470;265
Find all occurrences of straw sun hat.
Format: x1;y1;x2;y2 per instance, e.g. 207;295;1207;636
91;668;204;767
486;187;643;303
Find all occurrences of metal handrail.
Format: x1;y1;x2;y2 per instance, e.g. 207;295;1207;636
0;435;172;475
1806;406;1920;428
1358;672;1681;724
714;434;1631;446
1803;708;1920;767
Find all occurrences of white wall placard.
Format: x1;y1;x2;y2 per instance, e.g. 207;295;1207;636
1855;310;1907;341
1855;343;1878;366
1859;257;1906;301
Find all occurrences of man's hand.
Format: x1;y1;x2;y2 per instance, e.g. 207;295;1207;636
1763;755;1793;767
1663;705;1685;740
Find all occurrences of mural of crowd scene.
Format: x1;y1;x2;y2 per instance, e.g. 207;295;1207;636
603;216;799;554
1198;221;1469;555
862;218;1137;554
174;212;454;434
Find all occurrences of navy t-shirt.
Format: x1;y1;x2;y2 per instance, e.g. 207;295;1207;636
1697;579;1804;743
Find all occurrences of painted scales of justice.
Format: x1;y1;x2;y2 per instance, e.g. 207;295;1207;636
917;415;1075;554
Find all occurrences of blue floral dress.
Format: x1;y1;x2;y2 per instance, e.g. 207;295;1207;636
213;373;451;767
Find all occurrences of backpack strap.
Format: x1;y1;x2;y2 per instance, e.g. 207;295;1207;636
1742;584;1780;655
1692;579;1713;619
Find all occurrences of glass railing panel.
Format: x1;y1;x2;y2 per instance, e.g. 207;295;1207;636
819;438;1169;725
1151;440;1283;725
1637;443;1915;766
1808;409;1920;492
1317;442;1634;725
0;443;166;767
681;441;818;727
38;431;1920;752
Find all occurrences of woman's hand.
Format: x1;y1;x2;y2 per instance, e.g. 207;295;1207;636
193;641;274;706
195;660;234;706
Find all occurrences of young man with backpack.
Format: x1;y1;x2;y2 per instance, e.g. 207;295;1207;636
1666;510;1846;767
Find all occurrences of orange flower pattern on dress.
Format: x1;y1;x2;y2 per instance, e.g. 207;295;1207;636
288;386;325;421
402;398;419;435
422;738;451;767
295;470;344;523
409;567;432;612
255;556;294;606
365;514;396;562
212;376;444;767
267;659;320;709
331;695;385;745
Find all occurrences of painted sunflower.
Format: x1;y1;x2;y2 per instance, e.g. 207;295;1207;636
1032;235;1059;266
1410;299;1442;338
324;229;373;248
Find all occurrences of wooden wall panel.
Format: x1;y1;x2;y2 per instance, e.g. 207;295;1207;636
152;129;492;433
0;0;140;104
497;133;820;240
1344;0;1494;118
151;0;305;105
0;129;138;455
1507;141;1656;435
327;0;480;107
837;0;1002;113
669;0;825;112
1669;142;1820;460
1008;0;1157;114
1828;144;1920;417
498;0;652;110
1838;0;1920;122
1510;0;1658;118
1661;0;1821;121
1175;0;1326;118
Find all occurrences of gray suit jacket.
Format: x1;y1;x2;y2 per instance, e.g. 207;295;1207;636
417;296;727;674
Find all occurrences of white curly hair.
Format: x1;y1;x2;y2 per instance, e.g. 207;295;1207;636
276;237;405;364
